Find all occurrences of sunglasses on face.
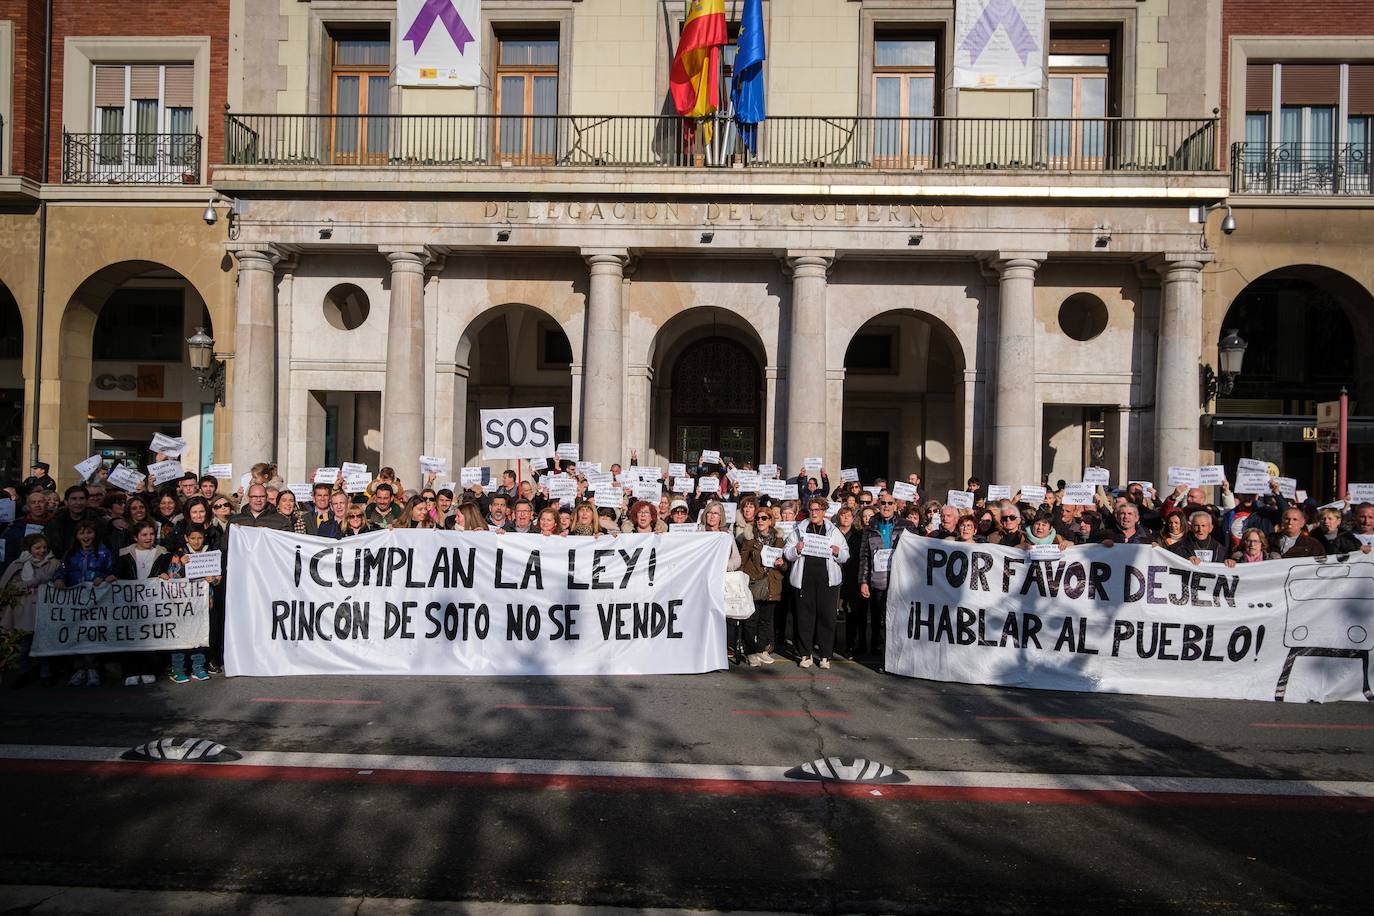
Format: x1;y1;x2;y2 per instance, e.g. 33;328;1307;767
1003;515;1019;522
879;501;896;506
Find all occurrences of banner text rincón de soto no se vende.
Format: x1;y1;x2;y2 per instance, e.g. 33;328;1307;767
225;527;730;677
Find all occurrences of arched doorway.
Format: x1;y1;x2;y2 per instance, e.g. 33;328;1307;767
1212;265;1374;497
841;310;964;492
0;283;22;481
457;303;574;466
670;336;763;466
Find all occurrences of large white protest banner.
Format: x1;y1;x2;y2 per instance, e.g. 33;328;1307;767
886;539;1374;703
479;407;555;460
31;579;210;657
225;528;730;677
396;0;481;87
954;0;1045;89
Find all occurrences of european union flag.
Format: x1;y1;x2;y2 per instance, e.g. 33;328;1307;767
731;0;766;154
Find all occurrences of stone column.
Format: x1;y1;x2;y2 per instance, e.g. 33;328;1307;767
1154;256;1207;483
581;249;629;465
784;252;833;472
230;247;280;477
991;253;1044;488
381;248;429;484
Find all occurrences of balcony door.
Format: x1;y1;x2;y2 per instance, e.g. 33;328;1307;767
495;35;558;165
1047;37;1110;169
870;36;936;168
91;64;195;181
330;32;390;166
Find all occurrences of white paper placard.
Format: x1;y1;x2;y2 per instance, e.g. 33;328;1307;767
668;463;687;479
420;456;447;475
892;482;918;502
633;465;663;481
149;432;188;457
577;461;602;476
1198;465;1226;486
1357;534;1374;548
1167;466;1201;488
239;472;253;494
594;490;623;511
1295;489;1308;504
547;478;578;507
946;490;974;509
314;467;341;486
185;550;222;580
802;533;833;558
840;468;860;483
1028;544;1062;561
287;484;313;503
74;454;102;481
736;472;761;493
1019;485;1047;505
698;476;720;495
759;479;785;499
341;462;369;478
873;548;893;574
700;449;721;465
673;476;694;494
1237;457;1270;473
669;523;698;534
587;472;614;492
556;442;580;462
148;460;184;487
825;500;843;518
1082;467;1110;486
25;523;43;537
0;499;14;524
1349;483;1374;503
1275;476;1298;500
986;485;1012;502
722;503;737;525
783;484;800;501
343;472;371;494
1063;483;1095;506
207;463;233;479
633;483;663;503
761;545;785;567
863;486;882;499
759;464;779;479
1234;469;1273;495
803;457;823;473
107;466;146;492
460;467;490;487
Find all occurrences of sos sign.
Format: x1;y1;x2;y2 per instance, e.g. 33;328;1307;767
479;407;556;459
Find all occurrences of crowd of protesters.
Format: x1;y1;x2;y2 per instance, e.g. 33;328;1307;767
2;449;1373;686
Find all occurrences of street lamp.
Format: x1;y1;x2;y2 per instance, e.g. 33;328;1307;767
187;327;226;406
1201;328;1248;405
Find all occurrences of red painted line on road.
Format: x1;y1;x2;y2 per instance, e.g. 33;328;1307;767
976;716;1115;724
250;698;383;706
1251;722;1374;731
733;709;850;718
493;704;614;712
2;758;1371;812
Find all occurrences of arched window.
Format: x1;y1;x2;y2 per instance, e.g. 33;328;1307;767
671;336;762;467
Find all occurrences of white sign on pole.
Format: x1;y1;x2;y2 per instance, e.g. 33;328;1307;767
184;550;222;580
396;0;481;88
74;454;102;482
479;407;555;460
149;433;188;457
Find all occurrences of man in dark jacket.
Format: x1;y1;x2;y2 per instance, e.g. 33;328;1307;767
43;486;109;556
1091;502;1153;546
1268;507;1326;559
21;462;56;493
1166;511;1230;564
856;494;917;659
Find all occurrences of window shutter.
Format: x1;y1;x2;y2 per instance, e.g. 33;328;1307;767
1049;35;1112;55
94;65;126;107
1279;63;1339;105
1245;63;1273;112
164;65;194;107
1349;64;1374;116
129;65;161;100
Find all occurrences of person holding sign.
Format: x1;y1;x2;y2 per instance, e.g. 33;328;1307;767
1166;511;1232;566
857;493;916;660
113;522;170;685
738;508;788;666
158;525;221;682
43;486;109;558
783;496;849;669
52;521;116;687
0;533;60;687
1023;513;1070;553
1269;508;1325;560
1313;507;1366;556
1220;478;1289;553
699;500;745;664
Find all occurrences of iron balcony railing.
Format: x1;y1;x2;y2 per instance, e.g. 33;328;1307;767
62;130;203;185
225;113;1218;173
1230;141;1372;195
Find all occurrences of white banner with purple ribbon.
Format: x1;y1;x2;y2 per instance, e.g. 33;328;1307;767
954;0;1045;89
397;0;480;87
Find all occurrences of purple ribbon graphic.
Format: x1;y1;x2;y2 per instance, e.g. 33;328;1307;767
404;0;474;54
960;0;1039;65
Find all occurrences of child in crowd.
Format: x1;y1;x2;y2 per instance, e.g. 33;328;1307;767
52;521;116;687
0;533;61;687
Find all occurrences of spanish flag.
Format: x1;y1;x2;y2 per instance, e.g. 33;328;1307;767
670;0;728;118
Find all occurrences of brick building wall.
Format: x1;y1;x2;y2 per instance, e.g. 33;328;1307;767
42;0;229;181
0;0;49;180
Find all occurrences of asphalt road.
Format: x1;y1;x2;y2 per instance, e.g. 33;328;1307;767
1;659;1371;914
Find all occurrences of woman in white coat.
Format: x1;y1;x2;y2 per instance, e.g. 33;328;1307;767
782;495;849;668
